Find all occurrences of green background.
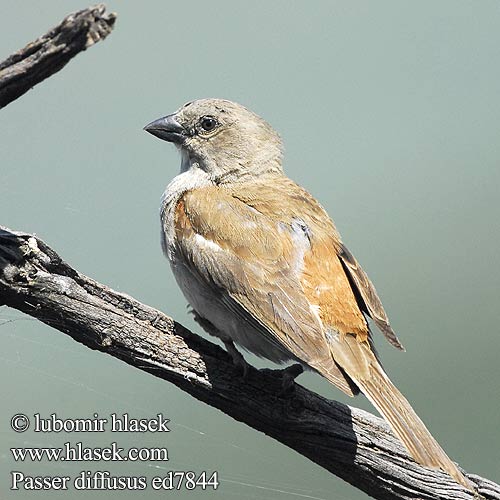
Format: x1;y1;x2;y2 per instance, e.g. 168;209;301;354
1;1;499;498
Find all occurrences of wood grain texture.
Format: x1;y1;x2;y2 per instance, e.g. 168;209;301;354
0;226;498;500
0;4;116;108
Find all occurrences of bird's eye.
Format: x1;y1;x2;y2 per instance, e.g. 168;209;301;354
200;116;218;132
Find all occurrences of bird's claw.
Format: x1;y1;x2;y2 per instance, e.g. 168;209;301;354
261;363;304;395
223;340;251;379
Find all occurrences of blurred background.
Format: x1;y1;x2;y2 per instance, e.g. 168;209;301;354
1;1;499;498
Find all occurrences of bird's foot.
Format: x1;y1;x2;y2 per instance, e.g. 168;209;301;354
190;309;221;337
190;312;251;378
260;363;304;396
223;340;250;378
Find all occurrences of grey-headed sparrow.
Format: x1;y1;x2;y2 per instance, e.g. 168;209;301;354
144;99;470;488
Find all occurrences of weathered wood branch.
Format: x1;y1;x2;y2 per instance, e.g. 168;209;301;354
0;226;498;500
0;4;116;109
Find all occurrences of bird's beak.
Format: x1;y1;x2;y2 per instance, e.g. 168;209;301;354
143;114;186;144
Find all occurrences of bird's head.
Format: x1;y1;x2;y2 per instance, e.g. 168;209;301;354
144;99;283;182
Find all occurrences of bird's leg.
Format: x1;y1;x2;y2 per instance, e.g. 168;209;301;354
261;363;304;395
223;339;251;378
190;306;301;391
190;308;219;336
190;308;251;378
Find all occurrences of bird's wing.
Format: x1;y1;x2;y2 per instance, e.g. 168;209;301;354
174;181;472;488
174;184;359;395
338;244;404;350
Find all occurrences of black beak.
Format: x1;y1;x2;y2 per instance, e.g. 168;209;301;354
143;114;186;144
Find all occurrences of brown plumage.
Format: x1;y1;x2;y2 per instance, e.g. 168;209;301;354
144;98;472;489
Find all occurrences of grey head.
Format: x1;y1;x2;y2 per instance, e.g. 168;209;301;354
144;99;283;182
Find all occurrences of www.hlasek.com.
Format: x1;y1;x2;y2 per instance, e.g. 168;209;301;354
9;413;219;492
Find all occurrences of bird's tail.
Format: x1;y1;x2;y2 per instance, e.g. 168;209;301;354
328;336;473;489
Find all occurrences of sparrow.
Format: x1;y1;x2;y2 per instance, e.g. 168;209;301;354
144;98;471;488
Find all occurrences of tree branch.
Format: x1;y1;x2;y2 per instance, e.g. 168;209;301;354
0;4;116;109
0;226;497;500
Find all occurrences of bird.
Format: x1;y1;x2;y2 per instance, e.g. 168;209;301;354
144;98;472;489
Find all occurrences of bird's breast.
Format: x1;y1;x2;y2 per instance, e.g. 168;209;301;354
159;166;212;260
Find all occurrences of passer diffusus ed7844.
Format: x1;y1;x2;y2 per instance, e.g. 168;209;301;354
144;99;471;488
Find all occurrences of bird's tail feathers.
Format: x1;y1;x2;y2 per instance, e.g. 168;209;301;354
330;336;473;489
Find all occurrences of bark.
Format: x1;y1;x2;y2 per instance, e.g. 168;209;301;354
0;4;116;108
0;226;498;500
